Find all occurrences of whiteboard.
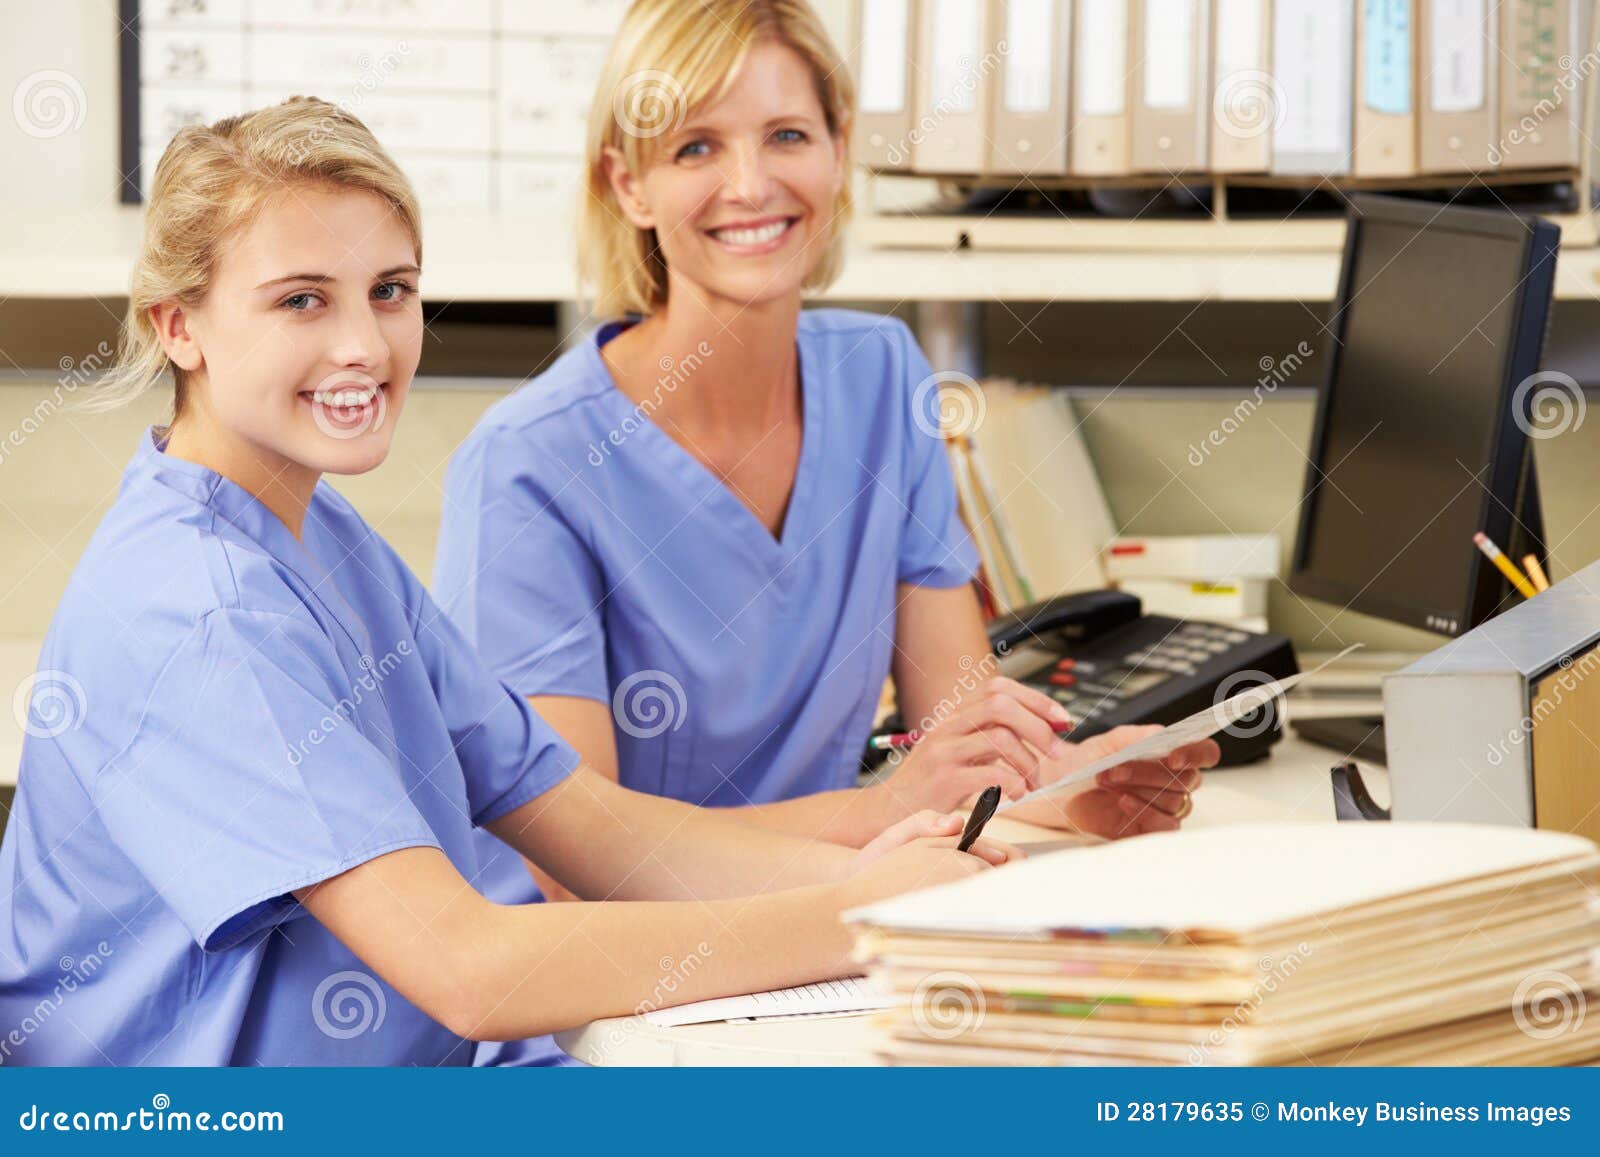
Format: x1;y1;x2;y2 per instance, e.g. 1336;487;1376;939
119;0;630;213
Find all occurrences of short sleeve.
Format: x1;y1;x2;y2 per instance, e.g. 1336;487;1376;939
409;583;582;827
94;609;440;953
895;323;981;588
433;431;610;702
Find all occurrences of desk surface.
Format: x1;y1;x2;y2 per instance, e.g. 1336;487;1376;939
556;734;1389;1066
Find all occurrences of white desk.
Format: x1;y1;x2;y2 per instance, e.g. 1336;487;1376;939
556;735;1390;1066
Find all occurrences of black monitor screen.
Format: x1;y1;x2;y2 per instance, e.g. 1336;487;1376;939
1294;208;1548;633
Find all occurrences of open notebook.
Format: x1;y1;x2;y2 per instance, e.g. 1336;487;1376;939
642;977;893;1027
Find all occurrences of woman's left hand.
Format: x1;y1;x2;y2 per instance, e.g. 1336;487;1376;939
1004;725;1220;838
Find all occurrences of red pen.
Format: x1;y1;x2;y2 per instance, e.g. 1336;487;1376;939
869;718;1075;752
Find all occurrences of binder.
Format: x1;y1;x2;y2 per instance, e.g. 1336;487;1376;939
1495;0;1584;169
1418;0;1498;173
912;0;996;173
1071;0;1132;174
855;0;918;170
1131;0;1212;172
1354;0;1418;176
968;380;1114;596
1210;0;1273;172
1270;0;1355;174
987;0;1072;175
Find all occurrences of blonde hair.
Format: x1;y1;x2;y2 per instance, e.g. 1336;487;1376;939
580;0;855;320
93;96;422;415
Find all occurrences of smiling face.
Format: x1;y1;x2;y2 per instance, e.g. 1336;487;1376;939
608;38;846;313
157;185;423;483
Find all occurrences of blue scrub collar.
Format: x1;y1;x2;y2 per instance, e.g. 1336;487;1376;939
134;425;379;661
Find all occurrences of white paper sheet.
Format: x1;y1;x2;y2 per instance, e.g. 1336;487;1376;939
641;976;894;1028
994;644;1363;815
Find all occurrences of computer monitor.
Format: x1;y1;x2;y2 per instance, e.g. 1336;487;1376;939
1289;194;1561;639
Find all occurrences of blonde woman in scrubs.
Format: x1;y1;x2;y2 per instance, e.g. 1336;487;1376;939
434;0;1218;1026
0;97;1023;1067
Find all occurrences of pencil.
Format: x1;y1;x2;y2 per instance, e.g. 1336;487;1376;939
1473;532;1538;600
1522;554;1552;593
869;719;1076;752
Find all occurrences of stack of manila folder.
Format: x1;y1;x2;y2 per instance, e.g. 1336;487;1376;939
847;823;1600;1066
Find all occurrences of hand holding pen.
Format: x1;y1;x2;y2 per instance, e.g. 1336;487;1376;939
870;677;1075;813
851;786;1021;880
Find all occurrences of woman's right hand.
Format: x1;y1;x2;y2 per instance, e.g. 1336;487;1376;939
837;838;1009;912
879;676;1074;812
853;808;1024;872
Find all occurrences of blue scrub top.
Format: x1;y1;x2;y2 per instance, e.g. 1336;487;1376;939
0;428;579;1066
437;308;977;1068
435;308;977;809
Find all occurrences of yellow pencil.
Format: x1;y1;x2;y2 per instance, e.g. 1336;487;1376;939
1523;554;1552;593
1473;533;1538;599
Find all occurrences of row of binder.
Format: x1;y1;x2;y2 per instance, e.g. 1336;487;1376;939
854;1;1593;179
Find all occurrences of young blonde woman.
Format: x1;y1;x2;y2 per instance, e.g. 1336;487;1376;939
434;0;1218;1063
0;97;1030;1067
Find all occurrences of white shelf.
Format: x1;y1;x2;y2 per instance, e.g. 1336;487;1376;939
6;205;1600;304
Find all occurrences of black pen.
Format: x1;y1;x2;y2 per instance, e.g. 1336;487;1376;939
957;785;1004;853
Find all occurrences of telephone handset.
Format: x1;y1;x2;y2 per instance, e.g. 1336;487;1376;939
985;591;1299;767
986;589;1145;653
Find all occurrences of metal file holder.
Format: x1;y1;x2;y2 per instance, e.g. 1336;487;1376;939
1373;558;1600;842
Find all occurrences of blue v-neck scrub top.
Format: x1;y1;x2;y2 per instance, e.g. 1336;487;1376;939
435;309;978;808
0;428;579;1066
435;303;975;879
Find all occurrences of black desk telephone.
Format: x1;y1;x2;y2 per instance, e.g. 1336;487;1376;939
870;590;1299;770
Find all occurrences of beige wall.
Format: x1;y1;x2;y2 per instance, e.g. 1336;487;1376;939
1074;388;1600;652
0;1;119;210
0;375;507;639
9;373;1598;655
